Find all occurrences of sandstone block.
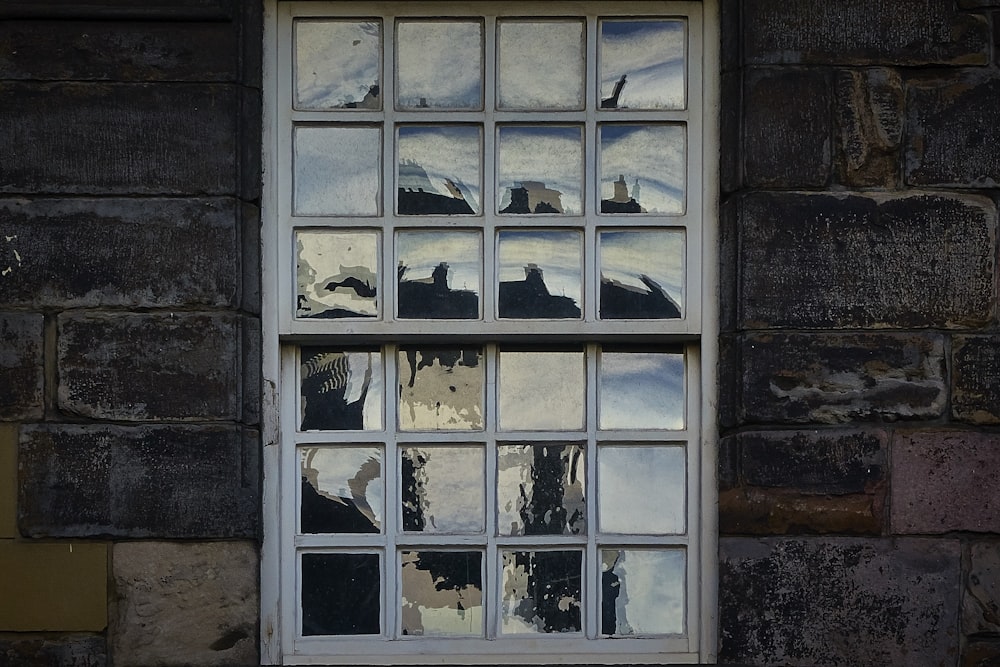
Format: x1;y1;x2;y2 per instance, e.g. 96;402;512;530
964;542;1000;636
964;641;1000;667
719;487;883;535
834;68;903;187
0;635;106;667
953;336;1000;424
0;424;15;537
0;312;43;420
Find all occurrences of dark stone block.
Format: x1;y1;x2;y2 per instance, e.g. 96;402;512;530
239;87;263;203
0;635;106;667
239;202;262;314
953;336;1000;424
0;198;239;308
738;192;996;329
719;197;739;332
18;424;258;538
834;68;903;188
240;315;261;426
718;434;739;491
964;641;1000;667
0;0;233;20
0;313;43;421
720;72;741;193
720;537;961;665
964;542;1000;636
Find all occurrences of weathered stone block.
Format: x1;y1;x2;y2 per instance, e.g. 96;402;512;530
720;537;961;665
964;641;1000;667
111;541;258;667
18;424;258;538
720;72;741;193
0;635;106;667
953;336;1000;424
0;0;233;20
0;312;43;420
0;198;239;308
0;424;15;538
738;192;996;329
964;542;1000;636
834;68;903;187
891;431;1000;534
719;487;883;535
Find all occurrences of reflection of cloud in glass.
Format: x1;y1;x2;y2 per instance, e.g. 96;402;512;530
600;124;685;214
499;351;585;430
295;127;380;216
398;126;481;211
402;446;483;532
397;231;480;293
297;230;379;317
295;20;381;108
600;230;684;304
603;549;685;635
498;126;583;214
498;230;582;303
599;352;684;429
397;21;482;109
498;20;584;109
600;20;685;109
306;446;384;527
598;446;685;534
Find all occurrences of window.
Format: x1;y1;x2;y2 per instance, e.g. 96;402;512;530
262;2;719;663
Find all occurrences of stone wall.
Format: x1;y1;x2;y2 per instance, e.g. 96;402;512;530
720;0;1000;664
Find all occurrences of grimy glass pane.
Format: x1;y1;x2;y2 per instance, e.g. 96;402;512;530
398;348;484;431
294;126;380;216
397;231;481;319
498;126;583;215
397;125;481;215
401;551;483;636
497;20;584;110
397;21;482;109
500;550;582;634
598;445;685;534
401;446;484;533
497;443;585;536
600;230;684;319
602;549;685;635
599;20;685;110
498;350;584;431
300;446;383;533
599;351;684;430
296;230;379;319
300;348;383;430
295;20;381;110
497;230;582;319
301;552;380;635
599;124;685;215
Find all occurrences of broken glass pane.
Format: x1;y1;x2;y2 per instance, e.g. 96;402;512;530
294;126;381;216
300;446;383;534
498;126;583;215
401;446;484;533
599;20;685;110
397;230;481;319
497;19;584;110
397;125;481;215
600;230;684;319
599;124;685;215
398;347;484;431
296;230;379;319
400;551;483;636
497;231;582;319
500;550;582;634
299;348;383;430
397;21;482;109
598;445;685;534
602;549;685;635
301;552;380;635
498;350;585;431
497;443;585;536
599;350;684;430
294;20;381;110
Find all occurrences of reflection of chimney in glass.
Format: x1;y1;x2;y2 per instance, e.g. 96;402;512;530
631;178;641;205
612;174;630;202
601;74;627;109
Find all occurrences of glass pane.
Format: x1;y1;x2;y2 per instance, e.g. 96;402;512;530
497;20;584;110
498;350;584;431
301;552;380;635
397;125;481;215
300;446;383;534
497;443;585;536
602;549;685;635
397;21;482;109
401;446;484;533
599;124;685;215
296;230;379;319
300;348;383;430
401;551;483;636
397;230;481;319
498;126;583;215
497;231;582;319
600;230;684;319
599;20;685;110
599;350;684;430
500;550;582;634
398;347;484;431
294;126;380;216
295;20;381;110
598;445;685;534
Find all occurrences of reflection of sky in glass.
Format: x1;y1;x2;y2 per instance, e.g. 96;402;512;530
499;351;584;431
498;126;583;215
296;230;379;318
600;20;685;110
498;231;582;305
397;21;482;109
599;445;685;534
302;446;384;529
498;20;584;110
600;124;685;215
295;126;380;216
295;20;381;109
599;351;684;429
402;446;483;533
602;549;685;635
600;230;684;305
398;125;481;212
397;231;480;294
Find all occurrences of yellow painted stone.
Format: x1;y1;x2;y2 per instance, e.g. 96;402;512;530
0;424;15;538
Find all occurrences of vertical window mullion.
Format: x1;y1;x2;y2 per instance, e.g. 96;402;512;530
484;343;499;639
585;342;599;638
383;344;399;638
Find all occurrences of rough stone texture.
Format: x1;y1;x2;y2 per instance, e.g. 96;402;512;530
965;542;1000;636
18;424;258;538
0;312;43;421
720;537;961;666
719;487;883;535
0;424;15;538
0;198;239;308
965;641;1000;667
906;73;1000;187
738;192;996;329
953;336;1000;424
834;68;904;188
0;635;106;667
58;312;241;421
0;0;234;20
720;71;741;193
111;541;258;667
892;431;1000;535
